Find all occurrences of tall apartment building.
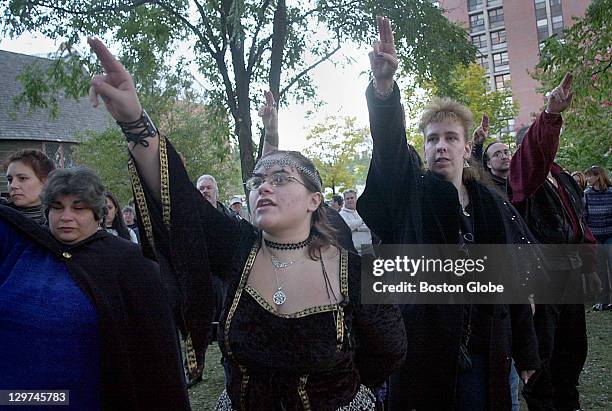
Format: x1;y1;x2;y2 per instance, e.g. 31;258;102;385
436;0;591;132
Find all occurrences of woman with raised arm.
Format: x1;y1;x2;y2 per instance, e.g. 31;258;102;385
357;17;542;411
88;38;406;410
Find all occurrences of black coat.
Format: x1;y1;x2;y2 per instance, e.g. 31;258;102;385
358;83;541;410
0;205;190;411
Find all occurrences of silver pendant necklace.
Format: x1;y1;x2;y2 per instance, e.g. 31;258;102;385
271;262;287;305
271;255;295;269
264;242;291;305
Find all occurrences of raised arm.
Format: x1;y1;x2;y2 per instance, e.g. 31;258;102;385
88;38;161;199
509;73;573;204
259;90;279;155
471;114;489;164
358;16;423;243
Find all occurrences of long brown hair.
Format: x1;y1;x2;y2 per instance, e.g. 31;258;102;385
585;166;612;190
571;171;587;190
256;150;338;260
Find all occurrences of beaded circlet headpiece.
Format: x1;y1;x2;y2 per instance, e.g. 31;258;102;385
254;152;323;190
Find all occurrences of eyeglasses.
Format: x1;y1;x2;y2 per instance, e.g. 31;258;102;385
492;149;512;159
244;173;308;191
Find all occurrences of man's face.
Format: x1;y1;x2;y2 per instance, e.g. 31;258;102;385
230;202;242;213
331;199;341;211
486;142;511;174
344;192;357;210
424;119;470;182
198;178;218;206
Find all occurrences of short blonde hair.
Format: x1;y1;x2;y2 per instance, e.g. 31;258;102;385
418;97;474;141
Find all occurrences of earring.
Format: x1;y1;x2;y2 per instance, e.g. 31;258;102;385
463;159;470;168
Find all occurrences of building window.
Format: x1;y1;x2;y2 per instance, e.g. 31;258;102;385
537;18;550;42
477;55;489;74
549;0;563;17
552;14;564;35
490;30;506;49
495;73;511;90
468;0;483;12
471;34;487;49
534;0;547;20
500;118;516;135
488;8;504;29
493;52;509;71
470;13;485;33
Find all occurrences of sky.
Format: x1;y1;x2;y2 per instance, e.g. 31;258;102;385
0;32;373;152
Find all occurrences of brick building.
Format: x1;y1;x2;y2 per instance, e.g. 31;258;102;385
436;0;591;131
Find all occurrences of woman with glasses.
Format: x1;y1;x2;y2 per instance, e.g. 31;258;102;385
87;38;406;410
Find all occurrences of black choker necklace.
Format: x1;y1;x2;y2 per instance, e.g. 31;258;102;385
265;235;312;250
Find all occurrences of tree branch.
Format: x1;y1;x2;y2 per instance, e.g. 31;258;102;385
29;0;151;16
153;1;219;56
247;0;272;71
279;39;342;100
287;0;361;25
247;34;274;77
193;0;223;56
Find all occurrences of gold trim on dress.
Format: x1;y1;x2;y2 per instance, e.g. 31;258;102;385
242;249;350;319
244;285;342;318
239;365;249;411
159;136;171;228
184;334;198;376
224;240;260;409
128;158;155;248
298;374;311;411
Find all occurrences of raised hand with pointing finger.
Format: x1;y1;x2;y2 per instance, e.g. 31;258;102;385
88;37;143;123
88;37;162;196
473;114;490;145
546;73;573;114
258;90;279;153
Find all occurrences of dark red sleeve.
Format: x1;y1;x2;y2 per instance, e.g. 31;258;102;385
509;111;563;205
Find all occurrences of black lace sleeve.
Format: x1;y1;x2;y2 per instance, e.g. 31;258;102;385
348;255;407;388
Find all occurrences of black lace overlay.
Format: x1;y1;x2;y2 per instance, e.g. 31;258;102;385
131;137;407;410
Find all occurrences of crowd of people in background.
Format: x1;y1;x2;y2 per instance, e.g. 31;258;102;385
0;15;610;411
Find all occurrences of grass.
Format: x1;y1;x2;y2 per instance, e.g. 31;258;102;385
189;309;612;410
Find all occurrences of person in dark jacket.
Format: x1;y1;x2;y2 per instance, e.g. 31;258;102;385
357;17;540;411
471;115;513;200
0;167;189;411
509;74;600;411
